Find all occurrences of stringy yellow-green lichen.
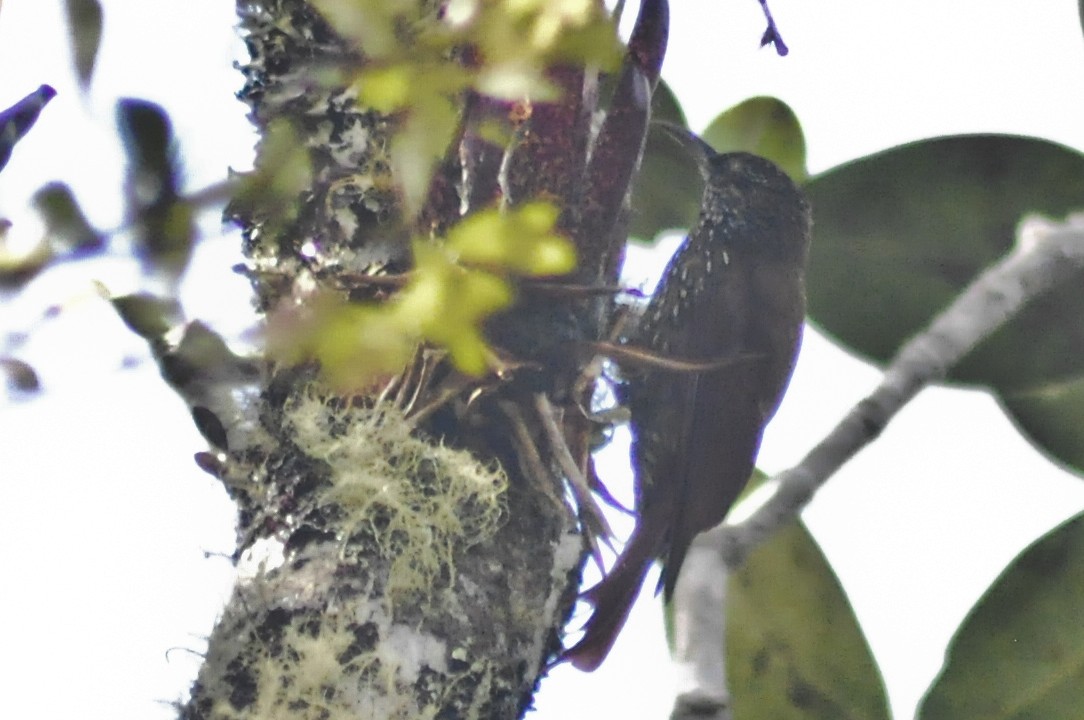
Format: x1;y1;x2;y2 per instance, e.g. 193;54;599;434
212;617;414;720
287;392;507;597
210;612;498;720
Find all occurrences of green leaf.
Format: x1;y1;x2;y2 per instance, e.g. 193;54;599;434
107;291;183;340
629;94;806;243
728;521;890;720
447;203;575;276
806;134;1084;473
117;98;195;277
266;291;416;391
1000;376;1084;471
389;94;460;218
918;512;1084;720
64;0;102;90
33;182;104;253
701;96;807;182
0;219;51;287
628;86;700;242
310;0;411;59
228;119;312;233
650;79;687;127
400;242;513;375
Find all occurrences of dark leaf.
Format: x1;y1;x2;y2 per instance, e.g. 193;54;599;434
806;134;1084;473
161;321;257;392
109;292;183;340
227;120;312;235
192;405;229;450
918;512;1084;719
64;0;102;90
627;84;699;242
624;0;668;88
1;357;41;393
33;182;105;253
117;98;194;276
117;98;176;191
0;85;57;174
1000;377;1084;472
728;521;890;720
650;78;687;127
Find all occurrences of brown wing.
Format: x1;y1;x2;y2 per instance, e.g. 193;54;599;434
660;240;806;597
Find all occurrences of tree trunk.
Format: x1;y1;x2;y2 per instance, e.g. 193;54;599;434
179;1;611;717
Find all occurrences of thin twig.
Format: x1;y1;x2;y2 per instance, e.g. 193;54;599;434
497;399;568;516
587;341;760;373
520;280;632;298
533;393;614;562
405;371;473;426
756;0;789;56
374;372;402;407
403;349;445;415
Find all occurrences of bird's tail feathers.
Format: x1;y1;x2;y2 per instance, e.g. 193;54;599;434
560;521;666;671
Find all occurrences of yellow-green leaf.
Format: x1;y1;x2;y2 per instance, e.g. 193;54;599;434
399;242;513;374
266;290;415;390
33;182;104;252
390;95;460;217
310;0;413;59
702;96;807;182
447;203;576;276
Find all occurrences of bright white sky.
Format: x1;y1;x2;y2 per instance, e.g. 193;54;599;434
3;1;1084;719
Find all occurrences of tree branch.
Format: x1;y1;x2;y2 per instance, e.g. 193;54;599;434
670;213;1084;716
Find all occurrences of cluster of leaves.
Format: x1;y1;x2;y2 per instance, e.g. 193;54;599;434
643;86;1084;718
0;0;238;395
0;87;226;392
1;0;626;394
0;85;63;292
268;202;575;388
0;92;170;290
253;0;642;388
312;0;623;213
0;84;89;393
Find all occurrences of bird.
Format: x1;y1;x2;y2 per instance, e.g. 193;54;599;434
564;138;812;671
